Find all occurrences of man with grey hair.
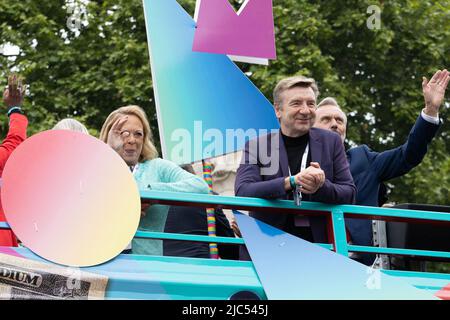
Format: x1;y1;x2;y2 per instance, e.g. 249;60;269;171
314;69;449;265
315;97;347;142
235;75;356;251
53;118;90;134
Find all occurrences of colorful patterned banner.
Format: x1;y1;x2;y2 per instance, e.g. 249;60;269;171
143;0;279;164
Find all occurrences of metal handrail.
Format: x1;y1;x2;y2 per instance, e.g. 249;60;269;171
141;190;450;223
1;190;449;260
139;191;450;259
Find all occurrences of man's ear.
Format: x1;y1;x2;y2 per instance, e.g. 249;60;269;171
273;103;281;119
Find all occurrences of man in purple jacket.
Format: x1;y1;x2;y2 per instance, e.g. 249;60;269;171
235;76;356;245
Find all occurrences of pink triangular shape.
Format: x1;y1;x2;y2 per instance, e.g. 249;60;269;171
193;0;276;60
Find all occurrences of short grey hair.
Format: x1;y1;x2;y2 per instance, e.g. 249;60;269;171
317;97;347;123
53;118;89;135
317;97;339;108
273;75;320;106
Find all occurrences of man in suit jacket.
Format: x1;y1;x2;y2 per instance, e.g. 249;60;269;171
314;69;449;265
235;76;356;246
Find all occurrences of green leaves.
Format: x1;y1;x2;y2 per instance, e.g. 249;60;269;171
0;0;448;205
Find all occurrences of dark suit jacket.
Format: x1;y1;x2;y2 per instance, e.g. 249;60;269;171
235;128;356;243
346;115;442;262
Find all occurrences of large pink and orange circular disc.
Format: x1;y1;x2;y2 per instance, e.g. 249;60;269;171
1;130;141;267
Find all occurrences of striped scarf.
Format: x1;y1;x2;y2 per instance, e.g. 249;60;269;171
202;161;219;259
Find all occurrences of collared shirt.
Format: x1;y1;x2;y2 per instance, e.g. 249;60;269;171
421;109;440;125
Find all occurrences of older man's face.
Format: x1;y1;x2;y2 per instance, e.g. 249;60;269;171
314;105;347;143
275;86;316;137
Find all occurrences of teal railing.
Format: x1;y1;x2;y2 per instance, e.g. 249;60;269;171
1;190;449;262
138;190;450;260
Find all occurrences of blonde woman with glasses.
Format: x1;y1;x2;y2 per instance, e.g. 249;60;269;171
99;105;209;255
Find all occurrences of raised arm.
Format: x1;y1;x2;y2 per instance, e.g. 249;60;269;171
0;74;28;176
422;69;449;118
371;69;448;181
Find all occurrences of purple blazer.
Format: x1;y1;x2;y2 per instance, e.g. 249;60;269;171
235;128;356;242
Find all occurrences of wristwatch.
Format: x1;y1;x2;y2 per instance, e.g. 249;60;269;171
7;106;24;117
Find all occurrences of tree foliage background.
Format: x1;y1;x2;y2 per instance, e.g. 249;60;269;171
0;0;449;205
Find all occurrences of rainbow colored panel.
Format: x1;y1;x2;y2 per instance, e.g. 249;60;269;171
143;0;279;164
234;211;439;300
